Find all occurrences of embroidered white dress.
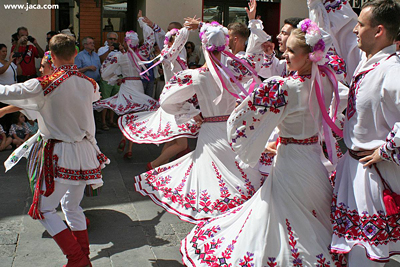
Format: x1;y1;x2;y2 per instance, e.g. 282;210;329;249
134;66;265;223
181;63;349;266
0;65;109;187
93;18;159;115
309;0;400;261
118;27;201;144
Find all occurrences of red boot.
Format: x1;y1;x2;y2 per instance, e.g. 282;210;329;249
71;230;90;259
53;229;91;267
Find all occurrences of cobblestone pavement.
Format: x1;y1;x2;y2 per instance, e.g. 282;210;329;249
0;127;399;266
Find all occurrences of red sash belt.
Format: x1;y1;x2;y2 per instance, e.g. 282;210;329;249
203;115;230;123
28;139;61;220
279;135;319;145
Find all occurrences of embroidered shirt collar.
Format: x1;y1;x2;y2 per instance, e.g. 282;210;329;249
56;65;78;72
358;44;396;73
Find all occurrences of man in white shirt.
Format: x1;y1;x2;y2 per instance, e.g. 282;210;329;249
308;0;400;265
0;34;109;266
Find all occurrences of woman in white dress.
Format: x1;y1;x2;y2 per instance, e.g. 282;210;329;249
181;19;347;266
118;25;200;169
134;16;266;223
93;15;159;158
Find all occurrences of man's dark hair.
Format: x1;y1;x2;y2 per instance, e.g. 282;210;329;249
0;44;6;50
11;33;18;42
227;22;249;39
168;22;183;29
47;31;58;37
49;34;76;61
362;0;400;41
283;17;304;28
396;31;400;42
16;26;28;36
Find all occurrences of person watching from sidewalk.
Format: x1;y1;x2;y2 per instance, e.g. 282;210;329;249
75;36;101;83
12;26;45;82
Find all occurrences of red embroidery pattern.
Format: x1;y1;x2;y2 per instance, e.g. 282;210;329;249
253;79;288;114
52;152;107;181
56;165;102;180
203;115;230;123
187;207;252;266
331;193;400;246
286;219;304;266
122;113;200;142
94;94;159;115
38;65;97;96
140;161;256;218
324;0;347;13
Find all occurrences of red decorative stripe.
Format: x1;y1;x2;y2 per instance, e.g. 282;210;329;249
279;135;319;145
37;65;97;96
28;139;61;220
203;115;230;123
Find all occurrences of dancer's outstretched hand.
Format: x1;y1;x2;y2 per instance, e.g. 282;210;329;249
137;10;143;19
184;16;201;30
142;16;154;27
245;0;257;20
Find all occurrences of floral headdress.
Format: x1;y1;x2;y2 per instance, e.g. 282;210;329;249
199;21;259;105
199;21;229;52
43;51;53;65
164;28;179;46
124;30;139;49
297;19;327;64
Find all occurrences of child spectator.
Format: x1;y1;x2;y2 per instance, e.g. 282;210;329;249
25;119;38;136
9;112;29;147
0;123;12;151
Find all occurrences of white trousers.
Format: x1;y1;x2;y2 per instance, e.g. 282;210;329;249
347;246;385;267
39;181;87;236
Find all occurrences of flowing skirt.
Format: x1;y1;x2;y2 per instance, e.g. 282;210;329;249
331;152;400;262
181;142;346;266
118;107;200;144
93;80;159;115
134;121;264;223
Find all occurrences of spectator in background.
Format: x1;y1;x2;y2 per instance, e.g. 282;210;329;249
45;31;58;51
97;32;122;130
75;37;101;82
9;112;30;148
0;123;12;151
185;41;199;66
0;44;22;85
11;33;18;47
13;26;45;82
98;32;122;63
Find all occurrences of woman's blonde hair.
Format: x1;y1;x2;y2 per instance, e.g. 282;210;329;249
290;28;312;54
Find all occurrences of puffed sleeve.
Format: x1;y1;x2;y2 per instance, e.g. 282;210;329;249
0;79;45;111
259;53;287;79
138;17;156;59
308;0;361;83
152;23;166;50
380;123;400;166
161;27;189;64
160;70;200;123
228;77;289;167
380;66;400;165
100;52;121;84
